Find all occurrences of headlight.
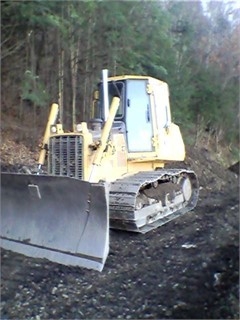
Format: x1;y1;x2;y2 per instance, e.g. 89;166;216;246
75;124;82;132
50;125;57;133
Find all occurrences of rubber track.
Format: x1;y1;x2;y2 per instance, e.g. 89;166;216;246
109;169;199;233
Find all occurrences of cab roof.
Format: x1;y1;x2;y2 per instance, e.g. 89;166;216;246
108;75;167;85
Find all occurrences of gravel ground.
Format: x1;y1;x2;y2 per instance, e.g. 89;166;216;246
1;147;239;320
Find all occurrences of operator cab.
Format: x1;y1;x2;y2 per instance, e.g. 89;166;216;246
93;77;171;153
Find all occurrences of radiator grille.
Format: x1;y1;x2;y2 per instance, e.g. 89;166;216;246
48;135;83;179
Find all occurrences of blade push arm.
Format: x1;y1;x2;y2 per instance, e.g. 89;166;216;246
38;103;59;172
89;96;120;182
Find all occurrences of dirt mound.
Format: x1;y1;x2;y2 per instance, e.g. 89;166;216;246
165;145;238;192
1;139;38;168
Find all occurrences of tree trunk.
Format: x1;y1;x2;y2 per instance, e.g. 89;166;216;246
58;30;64;124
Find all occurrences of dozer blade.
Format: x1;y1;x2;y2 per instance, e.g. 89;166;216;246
0;173;109;271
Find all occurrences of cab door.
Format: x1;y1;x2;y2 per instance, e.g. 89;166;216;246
125;79;153;152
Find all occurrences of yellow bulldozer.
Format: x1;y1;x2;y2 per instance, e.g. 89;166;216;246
1;70;199;271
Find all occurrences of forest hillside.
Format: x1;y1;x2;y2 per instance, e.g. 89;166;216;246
1;0;239;162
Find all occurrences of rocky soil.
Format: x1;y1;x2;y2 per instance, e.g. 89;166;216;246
1;138;239;319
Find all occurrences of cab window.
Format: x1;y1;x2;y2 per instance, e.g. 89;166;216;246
95;81;124;120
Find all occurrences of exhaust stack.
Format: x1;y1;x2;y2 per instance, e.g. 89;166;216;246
102;69;109;121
